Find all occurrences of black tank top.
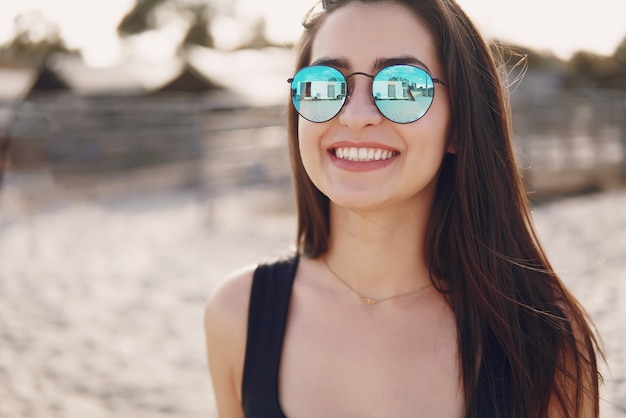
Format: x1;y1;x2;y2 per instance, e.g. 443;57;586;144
241;254;511;417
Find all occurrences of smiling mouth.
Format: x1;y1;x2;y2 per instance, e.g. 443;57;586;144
333;147;399;162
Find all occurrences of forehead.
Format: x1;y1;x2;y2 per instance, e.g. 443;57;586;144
311;2;440;73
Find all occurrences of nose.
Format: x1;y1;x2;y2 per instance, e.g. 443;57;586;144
337;75;384;129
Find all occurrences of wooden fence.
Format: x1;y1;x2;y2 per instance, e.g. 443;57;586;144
1;94;288;195
512;90;626;199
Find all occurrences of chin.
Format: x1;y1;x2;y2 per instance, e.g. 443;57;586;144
327;191;398;213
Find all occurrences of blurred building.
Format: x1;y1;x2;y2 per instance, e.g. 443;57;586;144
0;47;292;195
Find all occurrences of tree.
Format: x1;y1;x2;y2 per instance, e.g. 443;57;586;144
0;11;74;61
118;0;214;48
566;50;624;89
181;4;214;47
118;0;170;34
614;35;626;68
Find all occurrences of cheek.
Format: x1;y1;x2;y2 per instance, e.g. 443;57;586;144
426;95;454;152
298;119;327;168
298;120;331;193
398;105;452;165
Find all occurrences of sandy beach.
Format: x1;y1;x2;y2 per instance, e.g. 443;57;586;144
0;170;624;417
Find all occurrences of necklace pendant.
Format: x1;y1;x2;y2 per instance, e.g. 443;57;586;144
363;297;377;305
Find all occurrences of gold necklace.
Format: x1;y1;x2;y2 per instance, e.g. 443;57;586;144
323;257;431;305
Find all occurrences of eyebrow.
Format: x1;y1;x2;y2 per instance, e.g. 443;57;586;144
310;56;351;69
310;55;433;74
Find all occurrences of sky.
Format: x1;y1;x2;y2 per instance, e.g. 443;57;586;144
0;0;625;67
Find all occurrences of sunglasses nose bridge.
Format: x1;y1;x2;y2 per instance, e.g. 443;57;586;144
345;71;374;98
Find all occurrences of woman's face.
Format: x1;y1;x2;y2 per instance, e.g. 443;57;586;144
298;2;454;212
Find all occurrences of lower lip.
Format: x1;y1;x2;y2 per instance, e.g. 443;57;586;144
328;150;398;172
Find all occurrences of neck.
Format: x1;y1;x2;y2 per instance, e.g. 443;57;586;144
324;201;432;297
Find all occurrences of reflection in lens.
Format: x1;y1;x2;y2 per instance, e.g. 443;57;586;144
290;66;347;122
373;65;434;123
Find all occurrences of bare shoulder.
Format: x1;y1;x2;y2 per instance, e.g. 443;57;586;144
204;263;257;341
204;264;257;418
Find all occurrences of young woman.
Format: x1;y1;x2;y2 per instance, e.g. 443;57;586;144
204;1;604;417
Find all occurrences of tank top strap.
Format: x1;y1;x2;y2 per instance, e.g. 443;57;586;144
242;253;299;417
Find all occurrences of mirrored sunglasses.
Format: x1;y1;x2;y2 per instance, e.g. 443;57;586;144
287;64;447;124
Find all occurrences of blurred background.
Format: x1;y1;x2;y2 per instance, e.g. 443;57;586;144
0;1;625;417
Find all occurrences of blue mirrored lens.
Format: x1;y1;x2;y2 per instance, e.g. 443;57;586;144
290;66;347;123
373;65;435;123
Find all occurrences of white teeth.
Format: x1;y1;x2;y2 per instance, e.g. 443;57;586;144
333;147;397;162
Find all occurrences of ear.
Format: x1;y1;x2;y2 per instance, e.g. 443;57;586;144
446;129;458;154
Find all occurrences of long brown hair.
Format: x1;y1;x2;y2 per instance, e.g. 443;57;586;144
287;0;603;416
